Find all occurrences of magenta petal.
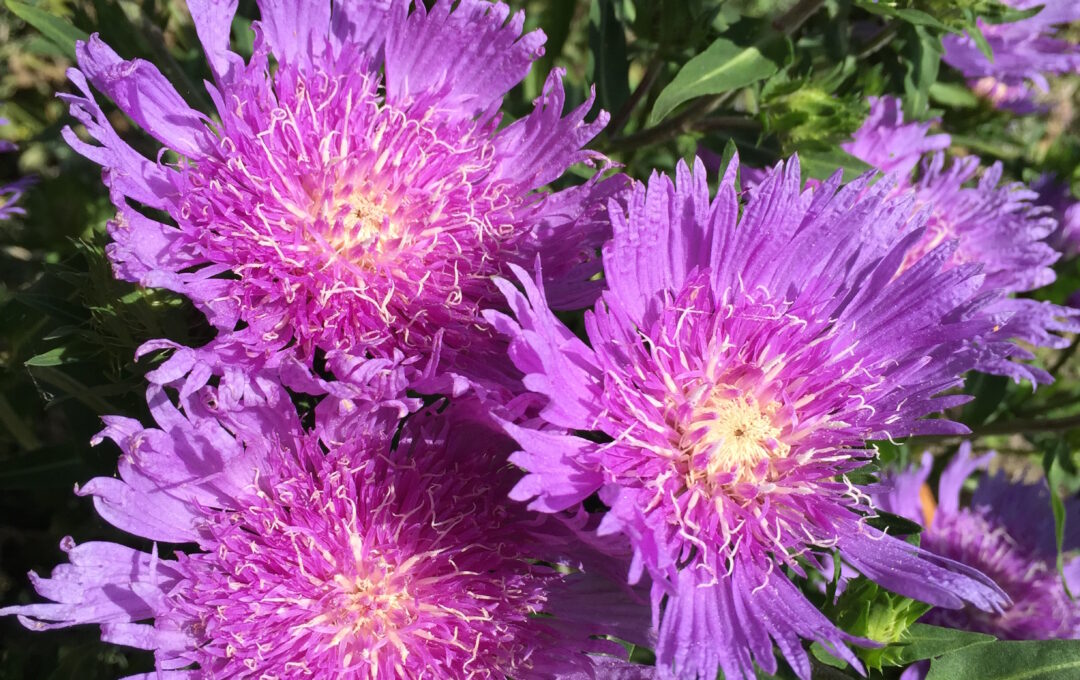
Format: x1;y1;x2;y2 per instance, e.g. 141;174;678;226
76;36;212;159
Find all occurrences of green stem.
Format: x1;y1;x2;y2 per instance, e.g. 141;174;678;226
607;56;664;137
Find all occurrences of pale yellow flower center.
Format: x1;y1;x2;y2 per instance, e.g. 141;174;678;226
334;193;392;254
301;532;415;659
276;183;402;268
685;391;789;484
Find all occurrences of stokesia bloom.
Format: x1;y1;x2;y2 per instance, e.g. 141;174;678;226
486;156;1008;680
844;96;1079;384
64;0;618;372
0;114;34;220
875;443;1080;643
942;0;1080;111
2;351;652;678
1032;174;1080;258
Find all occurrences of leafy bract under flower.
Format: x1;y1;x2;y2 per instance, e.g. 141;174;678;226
844;97;1079;384
1;351;652;678
65;0;619;373
487;156;1008;680
876;444;1080;641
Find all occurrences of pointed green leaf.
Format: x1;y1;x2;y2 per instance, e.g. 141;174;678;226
929;81;981;109
25;347;74;368
968;24;994;62
5;0;88;61
926;640;1080;680
854;1;956;33
648;34;786;126
892;624;995;665
902;25;944;118
1043;439;1074;598
589;0;630;115
810;642;849;669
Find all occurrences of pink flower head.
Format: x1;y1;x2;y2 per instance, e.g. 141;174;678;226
487;156;1008;679
64;0;620;373
876;443;1080;641
1;349;653;678
845;97;1080;384
842;97;950;178
943;0;1080;111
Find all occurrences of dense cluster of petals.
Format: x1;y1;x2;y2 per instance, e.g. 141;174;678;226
9;0;1080;676
942;0;1080;110
488;156;1008;679
845;96;1079;383
876;444;1080;641
1;348;652;678
65;0;618;370
1033;174;1080;258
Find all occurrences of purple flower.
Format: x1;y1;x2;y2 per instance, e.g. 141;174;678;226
1033;174;1080;258
486;156;1008;680
875;443;1080;641
0;115;34;220
844;97;1079;384
842;97;950;178
942;0;1080;111
2;350;652;678
64;0;619;371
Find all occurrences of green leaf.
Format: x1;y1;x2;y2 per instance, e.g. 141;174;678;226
810;642;849;670
528;0;576;101
892;624;994;665
25;347;75;368
855;2;956;33
982;2;1045;25
231;16;255;58
961;372;1010;424
718;139;742;192
891;8;953;32
1043;439;1074;599
866;510;924;537
627;644;655;665
968;24;994;62
929;81;981;108
902;25;944;118
589;0;631;117
5;0;88;61
926;639;1080;680
648;33;787;126
795;147;874;183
